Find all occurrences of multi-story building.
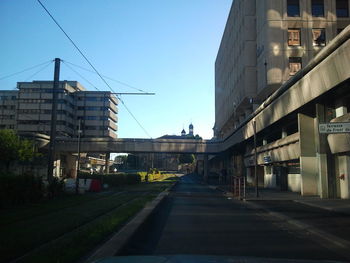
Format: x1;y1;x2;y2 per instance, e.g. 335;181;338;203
213;0;350;198
0;90;17;130
214;0;350;139
0;80;118;138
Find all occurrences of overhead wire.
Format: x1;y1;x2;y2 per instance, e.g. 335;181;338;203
37;0;114;94
37;0;152;138
23;60;54;82
62;61;152;137
63;60;149;93
119;99;152;138
61;60;101;91
0;60;53;81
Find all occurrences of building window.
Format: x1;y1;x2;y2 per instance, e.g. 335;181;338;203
288;29;301;46
287;0;300;17
312;29;326;46
289;57;302;75
312;0;324;16
85;97;99;102
86;116;98;120
336;0;349;17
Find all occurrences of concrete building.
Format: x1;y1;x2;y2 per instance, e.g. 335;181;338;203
0;80;118;138
215;0;350;139
0;90;17;130
213;0;350;198
214;0;257;139
0;81;118;178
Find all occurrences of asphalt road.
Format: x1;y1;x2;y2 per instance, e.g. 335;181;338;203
118;174;348;262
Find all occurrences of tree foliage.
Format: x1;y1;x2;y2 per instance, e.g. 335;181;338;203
0;129;36;171
178;154;195;164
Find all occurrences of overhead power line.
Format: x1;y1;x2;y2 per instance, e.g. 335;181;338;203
62;60;101;91
119;98;152;138
36;0;152;138
24;60;54;82
63;60;150;93
0;60;53;81
63;61;155;95
37;0;114;94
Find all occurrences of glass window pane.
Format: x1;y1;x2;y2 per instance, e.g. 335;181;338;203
312;0;324;16
289;57;302;75
312;29;326;46
287;0;300;17
336;0;349;17
288;29;301;45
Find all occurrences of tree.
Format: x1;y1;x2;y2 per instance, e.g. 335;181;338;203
194;134;202;140
126;154;140;169
0;130;36;172
178;154;195;164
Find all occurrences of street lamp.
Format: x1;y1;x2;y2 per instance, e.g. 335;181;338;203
253;119;259;198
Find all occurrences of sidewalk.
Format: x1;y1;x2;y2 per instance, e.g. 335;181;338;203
294;199;350;215
205;175;350;216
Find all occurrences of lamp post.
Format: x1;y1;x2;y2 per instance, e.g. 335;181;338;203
75;119;82;194
253;119;259;197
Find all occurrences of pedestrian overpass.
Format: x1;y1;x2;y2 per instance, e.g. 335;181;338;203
54;137;221;154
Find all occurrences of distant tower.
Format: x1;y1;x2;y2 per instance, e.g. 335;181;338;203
181;129;186;136
189;123;194;136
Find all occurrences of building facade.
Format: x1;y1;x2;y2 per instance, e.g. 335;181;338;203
213;0;350;198
215;0;350;139
0;80;118;138
0;90;17;130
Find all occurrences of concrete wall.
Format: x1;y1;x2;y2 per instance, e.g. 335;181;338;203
214;0;257;139
264;170;277;188
337;155;350;199
299;113;318;196
288;174;301;192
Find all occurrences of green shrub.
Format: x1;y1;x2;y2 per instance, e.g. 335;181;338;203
0;173;44;208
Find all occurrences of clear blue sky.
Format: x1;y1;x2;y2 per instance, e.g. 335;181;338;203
0;0;231;139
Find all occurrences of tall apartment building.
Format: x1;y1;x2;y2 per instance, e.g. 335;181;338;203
0;90;17;130
0;80;118;138
214;0;350;139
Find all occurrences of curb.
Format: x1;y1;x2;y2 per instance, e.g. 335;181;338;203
243;200;350;260
84;180;178;263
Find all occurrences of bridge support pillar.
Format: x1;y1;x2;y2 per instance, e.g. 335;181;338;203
204;154;209;182
299;113;318;196
315;104;331;198
65;153;77;178
105;153;110;174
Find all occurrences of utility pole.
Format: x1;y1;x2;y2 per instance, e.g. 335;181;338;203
47;58;60;182
253;119;259;197
75;119;82;194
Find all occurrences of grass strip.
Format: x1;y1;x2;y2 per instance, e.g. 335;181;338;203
15;196;155;263
0;193;137;263
1;178;178;263
0;191;120;226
